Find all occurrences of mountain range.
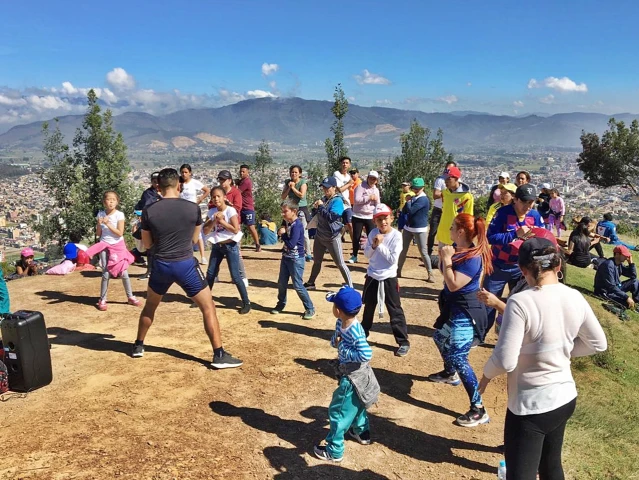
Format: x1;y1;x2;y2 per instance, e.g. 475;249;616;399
1;97;637;152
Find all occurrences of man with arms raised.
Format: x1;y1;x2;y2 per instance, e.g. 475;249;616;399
132;168;242;369
333;156;355;240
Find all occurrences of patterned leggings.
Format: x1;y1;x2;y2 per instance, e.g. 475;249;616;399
433;312;482;407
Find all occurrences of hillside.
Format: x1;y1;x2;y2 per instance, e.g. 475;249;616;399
1;97;638;152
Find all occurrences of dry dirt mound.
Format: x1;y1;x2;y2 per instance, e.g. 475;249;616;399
2;244;508;479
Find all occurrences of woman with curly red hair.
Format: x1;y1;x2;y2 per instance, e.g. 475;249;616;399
428;213;493;427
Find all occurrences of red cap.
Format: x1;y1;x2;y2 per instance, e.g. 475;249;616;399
445;166;462;179
614;245;632;258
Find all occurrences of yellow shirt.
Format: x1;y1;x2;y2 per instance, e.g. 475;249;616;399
399;190;415;211
486;202;503;225
436;186;474;245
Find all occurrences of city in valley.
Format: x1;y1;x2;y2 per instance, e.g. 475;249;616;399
1;148;637;262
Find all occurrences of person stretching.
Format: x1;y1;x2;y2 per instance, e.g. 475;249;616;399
133;168;242;368
349;171;380;264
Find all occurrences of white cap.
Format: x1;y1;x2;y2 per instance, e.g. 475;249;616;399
373;203;392;218
368;170;379;178
541;183;551;189
499;171;510;179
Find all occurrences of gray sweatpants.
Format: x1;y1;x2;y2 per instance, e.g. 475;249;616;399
307;235;353;287
100;250;133;302
398;229;433;276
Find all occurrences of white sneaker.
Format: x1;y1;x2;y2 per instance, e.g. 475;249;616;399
200;256;208;265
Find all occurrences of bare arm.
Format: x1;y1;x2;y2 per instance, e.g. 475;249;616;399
196;186;211;205
141;229;154;250
433;188;443;200
191;224;203;245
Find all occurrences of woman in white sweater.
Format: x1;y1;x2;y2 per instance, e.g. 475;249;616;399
479;237;607;480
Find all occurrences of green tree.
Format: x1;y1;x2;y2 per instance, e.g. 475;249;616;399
381;120;454;211
37;90;138;247
325;84;349;175
578;118;639;194
251;140;281;225
305;159;327;205
254;139;273;174
474;195;489;220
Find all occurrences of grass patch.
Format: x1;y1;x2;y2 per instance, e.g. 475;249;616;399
562;247;639;479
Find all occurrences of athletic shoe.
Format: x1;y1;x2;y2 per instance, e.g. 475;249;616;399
211;351;243;369
347;428;371;445
200;256;208;266
256;245;262;252
128;297;142;307
428;370;461;386
131;344;144;358
305;254;313;262
97;300;107;311
313;445;343;463
303;282;316;291
348;255;358;264
456;406;490;427
189;303;198;309
239;304;251;315
470;337;481;349
271;304;285;315
426;276;435;284
302;310;315;320
395;344;410;357
137;273;149;281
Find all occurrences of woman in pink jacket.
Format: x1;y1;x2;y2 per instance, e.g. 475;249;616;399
349;171;380;264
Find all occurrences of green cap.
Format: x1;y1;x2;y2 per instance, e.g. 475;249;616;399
411;177;425;188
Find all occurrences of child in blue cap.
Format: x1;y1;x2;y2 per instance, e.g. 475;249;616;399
314;286;379;463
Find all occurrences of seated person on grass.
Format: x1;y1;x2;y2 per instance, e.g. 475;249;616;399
596;213;638;251
258;213;278;246
15;248;38;277
594;245;639;311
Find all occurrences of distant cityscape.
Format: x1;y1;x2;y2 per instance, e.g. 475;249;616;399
1;149;638;262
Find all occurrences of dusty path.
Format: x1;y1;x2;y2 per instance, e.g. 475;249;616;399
2;244;508;479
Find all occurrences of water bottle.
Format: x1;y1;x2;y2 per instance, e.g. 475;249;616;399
497;459;506;479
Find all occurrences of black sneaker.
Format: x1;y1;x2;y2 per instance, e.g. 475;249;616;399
347;428;371;445
271;304;285;315
137;272;149;281
211;351;243;369
456;406;490;427
428;370;461;386
131;344;144;358
395;344;410;357
239;304;251;314
303;282;316;291
313;444;343;463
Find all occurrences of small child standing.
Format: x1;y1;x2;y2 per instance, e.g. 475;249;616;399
270;200;315;319
95;191;140;311
362;204;411;357
314;286;379;463
548;188;566;238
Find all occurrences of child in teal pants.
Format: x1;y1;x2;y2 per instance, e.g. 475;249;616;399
0;275;9;315
314;286;378;462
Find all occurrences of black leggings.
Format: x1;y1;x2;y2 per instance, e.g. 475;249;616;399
352;216;375;257
504;398;576;480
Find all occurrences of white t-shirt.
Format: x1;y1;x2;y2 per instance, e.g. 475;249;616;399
483;283;607;416
180;179;205;204
433;175;446;209
364;227;402;280
97;210;125;245
333;170;352;206
205;206;241;244
74;243;88;252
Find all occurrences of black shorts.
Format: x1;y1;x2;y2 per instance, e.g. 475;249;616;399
149;257;207;297
342;207;353;224
241;209;256;226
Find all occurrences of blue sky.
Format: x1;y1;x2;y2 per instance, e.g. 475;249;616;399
1;0;638;130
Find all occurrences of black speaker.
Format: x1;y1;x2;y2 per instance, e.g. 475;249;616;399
1;310;52;392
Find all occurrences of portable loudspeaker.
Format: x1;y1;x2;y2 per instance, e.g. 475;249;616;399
1;310;52;392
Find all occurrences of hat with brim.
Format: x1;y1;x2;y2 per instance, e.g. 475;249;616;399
373;203;392;219
498;183;517;194
320;177;338;188
411;178;425;188
326;286;362;314
614;245;632;258
515;184;537;202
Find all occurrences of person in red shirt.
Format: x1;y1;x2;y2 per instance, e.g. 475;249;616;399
238;165;261;252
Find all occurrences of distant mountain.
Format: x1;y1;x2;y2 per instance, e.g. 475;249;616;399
1;97;637;152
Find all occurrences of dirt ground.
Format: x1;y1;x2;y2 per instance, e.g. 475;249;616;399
2;243;509;479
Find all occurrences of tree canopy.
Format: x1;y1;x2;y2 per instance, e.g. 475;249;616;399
325;84;349;175
578;118;639;194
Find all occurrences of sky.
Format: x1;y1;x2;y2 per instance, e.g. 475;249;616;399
1;0;638;132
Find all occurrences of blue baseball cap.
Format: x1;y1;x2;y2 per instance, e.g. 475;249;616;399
63;243;78;260
326;286;362;314
320;177;338;188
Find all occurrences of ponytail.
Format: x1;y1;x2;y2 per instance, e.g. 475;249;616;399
451;213;494;275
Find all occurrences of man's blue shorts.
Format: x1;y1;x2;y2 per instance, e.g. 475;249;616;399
241;209;256;226
149;257;207;297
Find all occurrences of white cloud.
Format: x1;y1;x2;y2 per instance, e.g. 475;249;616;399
513;100;524;108
354;69;391;85
261;63;279;76
218;89;246;103
348;96;356;102
0;94;27;107
247;90;277;98
269;80;277;89
527;76;587;93
436;95;458;105
375;99;392;105
539;94;555;105
106;67;136;90
27;95;73;112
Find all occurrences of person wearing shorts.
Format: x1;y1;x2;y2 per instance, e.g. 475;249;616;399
132;168;242;369
238;165;261;251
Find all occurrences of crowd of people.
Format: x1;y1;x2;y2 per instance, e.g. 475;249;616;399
4;156;638;479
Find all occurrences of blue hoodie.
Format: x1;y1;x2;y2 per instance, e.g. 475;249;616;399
402;192;430;231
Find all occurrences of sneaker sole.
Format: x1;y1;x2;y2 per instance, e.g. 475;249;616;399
313;449;343;463
211;361;244;369
428;377;461;386
456;415;490;428
132;352;144;358
348;430;371;445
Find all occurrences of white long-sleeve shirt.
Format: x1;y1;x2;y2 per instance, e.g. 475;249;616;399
364;227;402;281
484;283;607;416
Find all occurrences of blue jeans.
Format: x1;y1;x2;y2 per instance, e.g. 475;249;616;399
325;376;369;459
482;262;522;334
207;242;249;305
277;256;314;312
611;240;637;251
433;313;482;407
